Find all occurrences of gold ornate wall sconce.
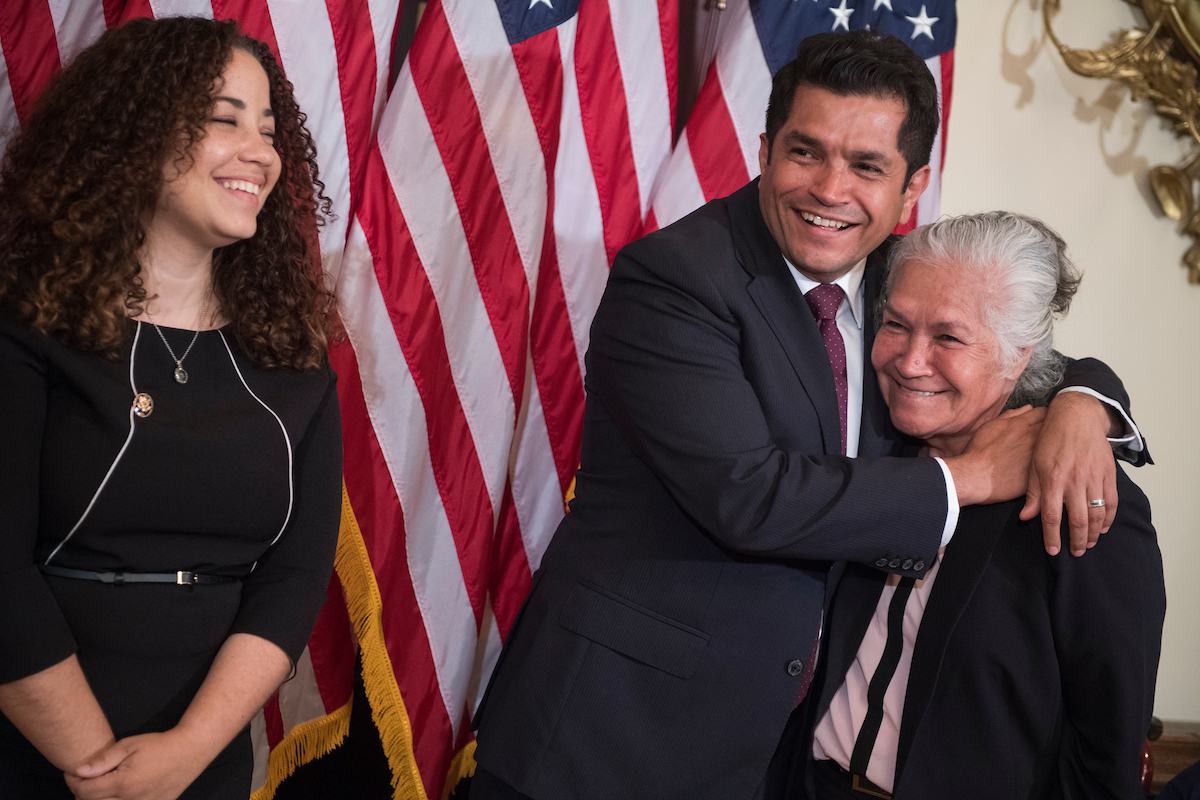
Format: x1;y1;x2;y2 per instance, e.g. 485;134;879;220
1045;0;1200;281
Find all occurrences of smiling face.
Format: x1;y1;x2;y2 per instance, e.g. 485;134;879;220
758;84;930;283
871;260;1032;458
149;48;280;256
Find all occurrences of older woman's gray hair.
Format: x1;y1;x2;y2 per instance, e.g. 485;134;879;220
882;211;1081;407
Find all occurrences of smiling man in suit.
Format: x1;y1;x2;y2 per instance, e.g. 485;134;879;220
470;31;1144;800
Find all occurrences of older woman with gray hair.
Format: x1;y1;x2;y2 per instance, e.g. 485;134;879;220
801;212;1166;800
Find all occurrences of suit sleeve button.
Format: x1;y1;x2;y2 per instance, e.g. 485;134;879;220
875;558;888;568
786;659;804;677
902;559;913;570
913;560;925;571
888;558;901;569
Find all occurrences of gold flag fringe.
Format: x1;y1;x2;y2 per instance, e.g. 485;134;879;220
249;698;352;800
249;485;430;800
334;485;430;800
441;741;478;800
564;465;579;511
248;485;367;799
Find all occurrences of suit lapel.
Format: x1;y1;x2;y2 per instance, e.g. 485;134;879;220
857;245;896;458
894;501;1019;780
729;182;841;457
815;563;886;721
746;276;843;456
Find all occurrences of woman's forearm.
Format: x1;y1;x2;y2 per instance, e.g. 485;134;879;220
66;634;293;799
0;655;115;771
174;632;291;762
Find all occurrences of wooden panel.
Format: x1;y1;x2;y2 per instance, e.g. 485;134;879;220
1150;720;1200;791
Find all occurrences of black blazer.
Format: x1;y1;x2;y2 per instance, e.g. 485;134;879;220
472;181;1135;800
802;466;1166;800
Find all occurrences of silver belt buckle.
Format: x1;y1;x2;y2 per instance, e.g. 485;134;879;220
176;571;192;585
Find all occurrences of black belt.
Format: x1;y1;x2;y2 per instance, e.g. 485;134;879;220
41;565;241;586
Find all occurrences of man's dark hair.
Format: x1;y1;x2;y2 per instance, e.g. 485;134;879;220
764;30;939;186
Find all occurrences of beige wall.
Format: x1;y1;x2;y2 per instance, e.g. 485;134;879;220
944;1;1199;719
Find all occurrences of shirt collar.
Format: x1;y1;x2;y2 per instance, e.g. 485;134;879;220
785;257;867;330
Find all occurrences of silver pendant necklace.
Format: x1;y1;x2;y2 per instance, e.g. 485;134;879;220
144;287;214;385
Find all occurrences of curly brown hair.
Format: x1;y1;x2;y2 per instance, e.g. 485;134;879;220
0;16;335;369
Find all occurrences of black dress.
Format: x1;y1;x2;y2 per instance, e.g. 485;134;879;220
0;313;343;798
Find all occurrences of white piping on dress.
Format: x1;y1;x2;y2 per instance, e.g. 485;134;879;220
218;331;294;555
45;323;145;565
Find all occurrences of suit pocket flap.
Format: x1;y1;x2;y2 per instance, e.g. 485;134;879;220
558;582;709;679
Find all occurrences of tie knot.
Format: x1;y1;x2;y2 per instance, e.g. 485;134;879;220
805;283;845;322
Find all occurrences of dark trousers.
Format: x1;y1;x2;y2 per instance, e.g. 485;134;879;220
471;714;807;800
468;760;868;800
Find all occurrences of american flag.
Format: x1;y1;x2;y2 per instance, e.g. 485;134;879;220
332;0;676;794
0;1;954;798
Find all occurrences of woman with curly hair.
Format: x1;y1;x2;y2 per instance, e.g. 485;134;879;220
0;16;342;800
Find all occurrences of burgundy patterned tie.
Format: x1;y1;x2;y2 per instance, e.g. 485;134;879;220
804;283;848;456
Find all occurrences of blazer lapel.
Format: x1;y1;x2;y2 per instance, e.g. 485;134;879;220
857;248;891;458
894;501;1019;780
730;182;842;457
815;562;886;721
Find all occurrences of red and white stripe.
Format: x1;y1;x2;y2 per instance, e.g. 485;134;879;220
651;0;763;229
0;0;115;153
915;51;953;228
335;0;675;794
650;3;953;234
